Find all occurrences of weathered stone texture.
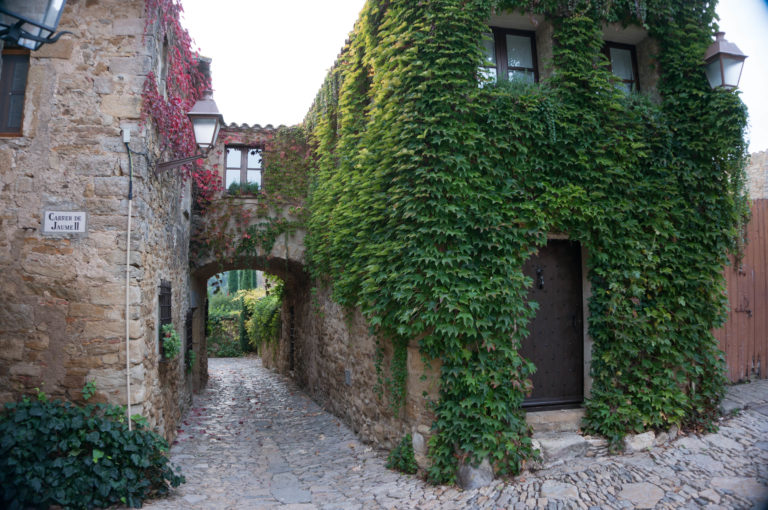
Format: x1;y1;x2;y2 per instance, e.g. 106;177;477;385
261;281;440;451
0;0;203;441
748;151;767;199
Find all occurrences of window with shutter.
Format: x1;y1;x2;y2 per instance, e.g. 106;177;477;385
0;49;30;136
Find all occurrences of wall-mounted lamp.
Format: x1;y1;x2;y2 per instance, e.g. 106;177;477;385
704;32;747;90
157;90;224;171
0;0;70;50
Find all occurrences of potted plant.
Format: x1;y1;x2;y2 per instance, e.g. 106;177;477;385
161;324;181;361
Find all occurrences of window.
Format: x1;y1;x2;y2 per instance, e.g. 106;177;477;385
0;49;30;136
481;28;538;84
604;42;639;92
158;280;172;356
225;146;262;193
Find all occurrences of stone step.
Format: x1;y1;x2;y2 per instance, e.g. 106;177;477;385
532;433;589;464
525;408;585;434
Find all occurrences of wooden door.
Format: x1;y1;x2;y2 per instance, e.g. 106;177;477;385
520;240;584;408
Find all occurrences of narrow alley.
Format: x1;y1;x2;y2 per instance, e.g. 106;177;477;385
144;358;768;509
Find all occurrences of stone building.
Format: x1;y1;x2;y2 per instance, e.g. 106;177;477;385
0;0;207;438
251;1;755;479
0;0;760;482
257;10;669;453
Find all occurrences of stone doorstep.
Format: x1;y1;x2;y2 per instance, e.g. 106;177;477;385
525;408;585;434
527;408;666;468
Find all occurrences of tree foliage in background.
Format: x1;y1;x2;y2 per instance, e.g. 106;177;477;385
246;280;284;349
228;270;240;295
207;288;266;357
304;0;748;483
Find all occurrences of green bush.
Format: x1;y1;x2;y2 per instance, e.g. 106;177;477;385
246;294;282;349
0;393;184;509
239;297;251;353
206;315;243;357
386;434;417;474
206;288;267;357
208;291;242;316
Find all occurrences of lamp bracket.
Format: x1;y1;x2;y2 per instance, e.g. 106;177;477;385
0;13;71;47
157;152;209;172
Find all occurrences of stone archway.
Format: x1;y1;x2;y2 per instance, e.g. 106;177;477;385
188;198;307;390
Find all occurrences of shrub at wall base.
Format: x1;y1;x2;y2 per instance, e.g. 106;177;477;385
0;392;184;509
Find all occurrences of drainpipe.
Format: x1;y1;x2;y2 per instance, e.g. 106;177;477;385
123;129;133;431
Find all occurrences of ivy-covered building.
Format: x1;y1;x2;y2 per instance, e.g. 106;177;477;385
278;0;751;483
0;0;756;487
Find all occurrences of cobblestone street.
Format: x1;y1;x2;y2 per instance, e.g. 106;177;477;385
144;358;768;509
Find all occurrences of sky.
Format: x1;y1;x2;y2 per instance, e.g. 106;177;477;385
181;0;768;153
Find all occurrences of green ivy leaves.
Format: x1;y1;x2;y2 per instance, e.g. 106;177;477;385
304;0;747;483
0;398;184;508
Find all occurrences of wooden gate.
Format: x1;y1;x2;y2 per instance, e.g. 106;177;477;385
714;199;768;382
520;240;584;408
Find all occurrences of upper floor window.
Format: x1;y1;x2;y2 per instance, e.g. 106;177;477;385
225;145;262;194
0;48;30;136
604;42;639;92
481;28;538;84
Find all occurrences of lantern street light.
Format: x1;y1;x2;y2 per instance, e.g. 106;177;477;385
157;90;224;171
0;0;70;50
704;32;747;90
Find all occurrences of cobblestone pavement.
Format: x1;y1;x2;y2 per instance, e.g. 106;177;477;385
145;358;768;509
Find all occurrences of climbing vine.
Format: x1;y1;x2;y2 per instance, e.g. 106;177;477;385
139;1;312;332
190;126;311;269
141;0;218;202
304;0;748;484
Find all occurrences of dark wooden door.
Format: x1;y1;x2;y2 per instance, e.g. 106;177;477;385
520;240;584;408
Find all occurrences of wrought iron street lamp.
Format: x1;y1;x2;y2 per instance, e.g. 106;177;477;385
0;0;69;50
157;90;224;171
704;32;747;90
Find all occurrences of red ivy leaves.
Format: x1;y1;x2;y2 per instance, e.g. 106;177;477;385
142;0;219;203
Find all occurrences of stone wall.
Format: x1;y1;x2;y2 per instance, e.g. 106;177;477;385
260;278;440;462
0;0;202;439
748;151;767;199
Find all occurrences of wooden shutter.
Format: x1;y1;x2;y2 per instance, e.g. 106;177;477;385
0;51;30;135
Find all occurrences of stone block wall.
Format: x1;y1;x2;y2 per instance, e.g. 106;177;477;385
748;151;767;199
260;279;441;453
0;0;202;439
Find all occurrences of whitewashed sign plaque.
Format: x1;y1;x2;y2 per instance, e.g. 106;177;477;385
43;211;87;234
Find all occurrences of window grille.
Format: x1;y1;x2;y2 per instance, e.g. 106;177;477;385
158;280;172;355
